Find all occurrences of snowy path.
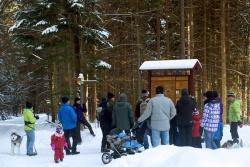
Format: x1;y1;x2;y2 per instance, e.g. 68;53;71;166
1;114;250;167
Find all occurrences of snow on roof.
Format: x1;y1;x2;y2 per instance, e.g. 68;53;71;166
139;59;202;70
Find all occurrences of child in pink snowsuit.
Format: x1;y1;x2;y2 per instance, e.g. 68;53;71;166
51;124;67;163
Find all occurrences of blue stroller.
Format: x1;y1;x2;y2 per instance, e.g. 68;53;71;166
101;123;146;164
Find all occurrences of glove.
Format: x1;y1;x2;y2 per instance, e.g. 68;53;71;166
51;144;55;151
35;115;39;120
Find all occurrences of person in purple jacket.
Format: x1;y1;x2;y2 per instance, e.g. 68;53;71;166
201;92;221;149
73;97;95;141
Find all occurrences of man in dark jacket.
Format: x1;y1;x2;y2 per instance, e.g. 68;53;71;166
176;88;196;146
135;89;151;149
112;93;134;132
73;97;95;142
58;96;79;155
100;92;115;152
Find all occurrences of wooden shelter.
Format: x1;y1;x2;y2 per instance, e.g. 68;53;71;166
139;59;202;103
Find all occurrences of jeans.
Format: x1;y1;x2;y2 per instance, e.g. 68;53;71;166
25;130;35;155
143;128;151;149
204;130;217;149
151;129;169;147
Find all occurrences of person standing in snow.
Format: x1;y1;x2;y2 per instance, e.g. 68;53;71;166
112;93;134;133
212;91;223;148
73;97;95;142
23;101;38;156
58;96;79;155
176;88;196;147
100;92;115;152
50;124;67;163
227;91;242;144
138;86;176;147
192;109;202;148
135;89;151;149
201;92;220;149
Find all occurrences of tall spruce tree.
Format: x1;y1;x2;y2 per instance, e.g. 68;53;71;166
9;0;111;121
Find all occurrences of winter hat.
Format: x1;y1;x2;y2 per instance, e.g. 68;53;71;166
227;91;235;97
61;96;69;104
107;92;115;99
25;101;33;109
141;89;149;97
56;124;63;134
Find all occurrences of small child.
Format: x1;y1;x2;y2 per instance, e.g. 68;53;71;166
192;109;202;148
51;124;67;163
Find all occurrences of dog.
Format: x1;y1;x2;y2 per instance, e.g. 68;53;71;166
11;132;23;154
221;140;234;148
221;139;243;149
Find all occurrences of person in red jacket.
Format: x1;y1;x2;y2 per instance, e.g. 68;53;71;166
192;109;202;148
51;124;67;163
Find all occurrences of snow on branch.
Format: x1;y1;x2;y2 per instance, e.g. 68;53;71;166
42;25;58;35
95;60;111;69
35;20;48;27
71;3;84;9
8;19;26;32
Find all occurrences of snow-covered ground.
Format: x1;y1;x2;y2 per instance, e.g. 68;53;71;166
0;114;250;167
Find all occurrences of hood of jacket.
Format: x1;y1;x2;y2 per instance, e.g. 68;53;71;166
117;93;128;102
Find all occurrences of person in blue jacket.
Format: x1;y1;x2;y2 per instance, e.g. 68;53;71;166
58;96;79;155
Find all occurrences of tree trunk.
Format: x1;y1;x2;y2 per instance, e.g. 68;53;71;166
180;0;185;58
221;0;227;123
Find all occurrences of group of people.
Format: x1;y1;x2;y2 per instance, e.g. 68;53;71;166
22;85;242;163
22;96;96;163
98;86;242;152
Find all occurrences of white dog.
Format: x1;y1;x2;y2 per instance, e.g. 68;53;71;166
10;132;23;154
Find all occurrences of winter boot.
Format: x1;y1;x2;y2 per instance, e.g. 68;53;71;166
55;160;59;163
60;158;63;162
71;148;80;155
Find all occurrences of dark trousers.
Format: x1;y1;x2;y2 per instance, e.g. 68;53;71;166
81;117;95;135
192;137;202;148
76;123;82;144
179;124;193;146
230;122;239;141
169;127;180;146
100;125;112;149
64;127;78;153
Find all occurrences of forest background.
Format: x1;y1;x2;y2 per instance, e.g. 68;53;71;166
0;0;249;123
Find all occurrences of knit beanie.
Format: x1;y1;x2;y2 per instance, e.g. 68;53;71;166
227;91;235;97
25;101;33;109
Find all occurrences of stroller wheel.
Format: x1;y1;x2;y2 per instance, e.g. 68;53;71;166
102;152;112;164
